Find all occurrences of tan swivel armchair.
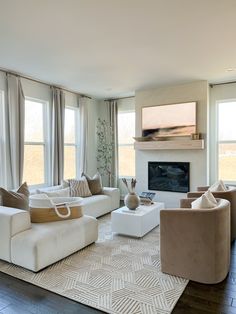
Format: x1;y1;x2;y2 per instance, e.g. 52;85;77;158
187;186;236;241
160;198;230;284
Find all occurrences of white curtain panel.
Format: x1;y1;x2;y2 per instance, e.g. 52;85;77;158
108;100;118;187
5;74;25;189
51;87;65;185
79;97;89;176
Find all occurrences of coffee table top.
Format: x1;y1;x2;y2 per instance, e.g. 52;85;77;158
113;202;164;217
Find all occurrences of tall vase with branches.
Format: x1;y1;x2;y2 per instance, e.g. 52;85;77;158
96;118;114;186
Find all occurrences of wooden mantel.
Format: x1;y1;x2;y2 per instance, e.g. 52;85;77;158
134;139;204;150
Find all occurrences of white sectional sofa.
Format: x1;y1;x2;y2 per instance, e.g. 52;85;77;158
0;187;120;272
36;186;120;218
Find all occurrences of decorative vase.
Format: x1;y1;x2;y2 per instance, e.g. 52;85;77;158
124;192;140;210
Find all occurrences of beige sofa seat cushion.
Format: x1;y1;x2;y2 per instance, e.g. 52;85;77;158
11;215;98;272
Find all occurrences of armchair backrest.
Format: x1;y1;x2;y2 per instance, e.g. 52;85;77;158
187;187;236;240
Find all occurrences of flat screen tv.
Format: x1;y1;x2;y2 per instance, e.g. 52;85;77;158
142;102;197;139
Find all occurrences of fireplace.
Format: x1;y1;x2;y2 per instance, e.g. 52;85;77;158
148;161;190;193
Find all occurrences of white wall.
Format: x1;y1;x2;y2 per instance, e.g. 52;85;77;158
135;81;209;207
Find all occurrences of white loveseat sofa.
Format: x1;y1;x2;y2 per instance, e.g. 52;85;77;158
0;206;98;272
0;187;120;272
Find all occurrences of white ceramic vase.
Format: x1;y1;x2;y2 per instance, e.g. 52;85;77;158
124;192;140;210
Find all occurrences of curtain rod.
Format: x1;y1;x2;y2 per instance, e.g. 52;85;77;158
210;80;236;88
0;67;92;99
104;95;135;101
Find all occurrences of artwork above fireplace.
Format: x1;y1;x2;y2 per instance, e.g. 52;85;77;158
148;161;190;193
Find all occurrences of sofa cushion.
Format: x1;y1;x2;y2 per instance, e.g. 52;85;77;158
69;178;92;197
11;215;98;271
82;172;103;195
209;180;227;192
191;194;216;209
81;195;111;217
36;187;70;197
0;182;29;210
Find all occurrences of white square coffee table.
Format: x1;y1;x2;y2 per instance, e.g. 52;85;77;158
111;202;165;237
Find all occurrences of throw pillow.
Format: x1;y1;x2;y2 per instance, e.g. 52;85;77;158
36;187;70;197
204;190;217;205
209;180;227;192
0;182;29;210
61;179;69;188
82;172;103;195
191;194;216;209
68;177;92;197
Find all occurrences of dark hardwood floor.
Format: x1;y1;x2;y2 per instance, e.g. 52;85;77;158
1;243;236;314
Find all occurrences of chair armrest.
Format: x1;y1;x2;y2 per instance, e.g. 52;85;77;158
197;186;209;191
180;198;196;208
187;191;204;198
0;206;31;262
102;187;120;210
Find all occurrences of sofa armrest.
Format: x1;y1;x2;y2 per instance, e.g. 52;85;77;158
0;206;31;262
102;187;120;210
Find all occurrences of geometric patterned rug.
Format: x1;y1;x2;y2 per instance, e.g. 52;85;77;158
0;214;188;314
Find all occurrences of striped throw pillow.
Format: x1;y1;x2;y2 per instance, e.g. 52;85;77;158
68;178;92;197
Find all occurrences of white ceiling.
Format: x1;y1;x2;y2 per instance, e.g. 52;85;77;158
0;0;236;99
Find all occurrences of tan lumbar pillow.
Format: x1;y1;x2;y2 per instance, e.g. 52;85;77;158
82;172;103;195
209;180;227;192
191;194;216;209
68;177;92;197
204;189;217;205
0;182;29;210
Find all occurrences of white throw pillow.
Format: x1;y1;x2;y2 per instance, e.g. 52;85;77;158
204;190;217;205
209;180;227;192
191;194;216;209
36;187;70;197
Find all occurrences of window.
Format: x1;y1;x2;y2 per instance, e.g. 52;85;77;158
118;110;135;177
23;98;49;186
64;107;79;179
0;90;6;186
217;101;236;183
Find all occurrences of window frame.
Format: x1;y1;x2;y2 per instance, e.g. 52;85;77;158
216;99;236;185
24;97;50;188
117;109;135;178
0;90;6;186
64;106;80;179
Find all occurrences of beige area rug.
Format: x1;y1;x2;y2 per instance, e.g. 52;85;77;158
0;214;188;314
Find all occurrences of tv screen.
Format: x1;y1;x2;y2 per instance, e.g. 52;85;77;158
142;102;196;139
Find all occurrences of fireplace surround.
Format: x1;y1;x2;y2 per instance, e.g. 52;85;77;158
148;161;190;193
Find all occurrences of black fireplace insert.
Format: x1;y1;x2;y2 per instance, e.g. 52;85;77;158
148;161;190;193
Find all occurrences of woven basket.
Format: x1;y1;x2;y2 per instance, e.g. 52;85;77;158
29;194;83;223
